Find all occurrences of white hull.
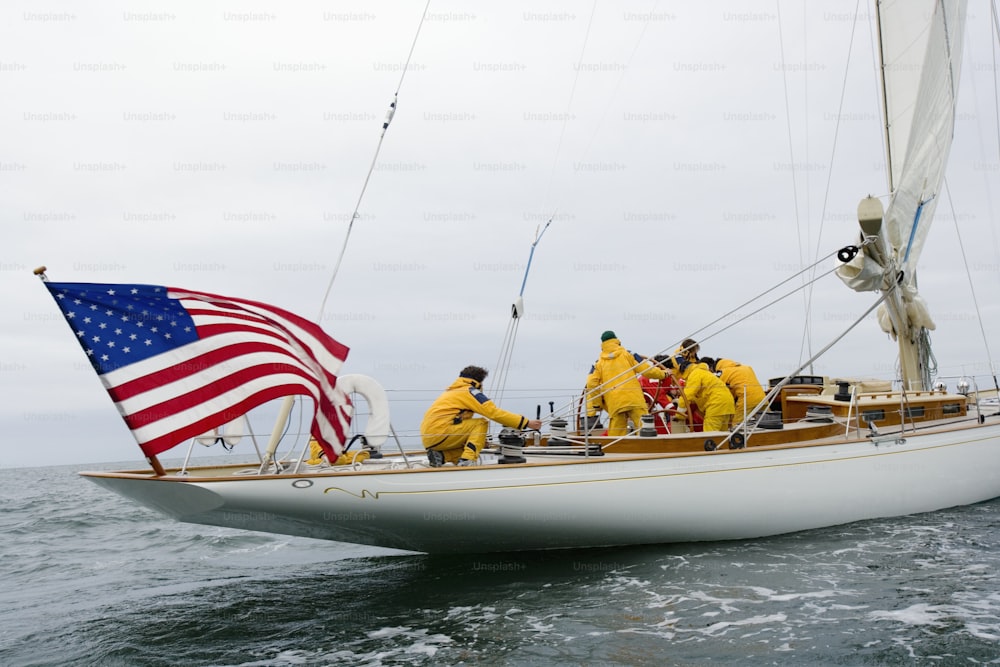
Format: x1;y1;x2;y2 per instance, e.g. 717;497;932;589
83;416;1000;553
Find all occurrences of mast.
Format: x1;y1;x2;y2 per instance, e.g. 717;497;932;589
874;1;895;195
870;2;921;390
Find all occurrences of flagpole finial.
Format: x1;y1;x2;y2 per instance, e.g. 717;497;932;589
33;266;48;281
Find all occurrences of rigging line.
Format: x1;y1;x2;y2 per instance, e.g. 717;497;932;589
972;2;1000;278
392;0;432;96
543;0;661;221
943;177;999;392
662;262;844;365
317;0;433;318
659;245;845;360
492;0;601;405
993;0;1000;162
503;3;662;407
519;221;551;297
491;317;520;404
502;4;661;403
801;0;866;358
774;1;810;368
492;223;551;404
800;2;815;372
539;0;600;216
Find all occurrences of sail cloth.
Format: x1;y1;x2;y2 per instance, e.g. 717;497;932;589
879;0;966;287
44;282;351;460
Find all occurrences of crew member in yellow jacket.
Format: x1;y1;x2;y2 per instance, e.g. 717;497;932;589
664;355;735;432
421;365;542;466
586;331;668;436
714;358;767;420
675;338;701;363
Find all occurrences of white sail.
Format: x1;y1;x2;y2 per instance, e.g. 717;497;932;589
880;0;966;284
878;0;940;192
840;0;966;292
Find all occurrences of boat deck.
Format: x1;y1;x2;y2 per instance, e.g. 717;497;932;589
81;403;997;483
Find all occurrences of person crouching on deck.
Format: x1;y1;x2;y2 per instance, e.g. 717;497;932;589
421;365;542;467
585;331;669;437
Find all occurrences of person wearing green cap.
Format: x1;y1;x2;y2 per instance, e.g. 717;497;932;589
585;332;668;436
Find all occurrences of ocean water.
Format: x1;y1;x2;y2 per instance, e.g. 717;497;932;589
2;463;1000;666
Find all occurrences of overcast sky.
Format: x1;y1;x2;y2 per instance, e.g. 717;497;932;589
3;1;999;468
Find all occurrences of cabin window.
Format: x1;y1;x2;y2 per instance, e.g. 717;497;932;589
942;403;962;415
862;409;884;423
904;406;925;419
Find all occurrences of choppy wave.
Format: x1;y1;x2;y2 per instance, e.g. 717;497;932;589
2;463;1000;665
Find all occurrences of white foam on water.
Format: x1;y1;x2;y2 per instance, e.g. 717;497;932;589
695;613;789;637
366;625;414;639
868;603;958;626
765;589;841;603
443;604;500;623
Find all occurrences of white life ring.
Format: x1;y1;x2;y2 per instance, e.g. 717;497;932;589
196;416;246;447
337;374;391;449
196;430;218;447
221;416;246;447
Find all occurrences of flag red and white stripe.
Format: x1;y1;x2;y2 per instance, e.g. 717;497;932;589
45;282;351;460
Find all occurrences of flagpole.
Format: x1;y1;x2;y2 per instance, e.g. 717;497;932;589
146;455;166;476
35;266;168;476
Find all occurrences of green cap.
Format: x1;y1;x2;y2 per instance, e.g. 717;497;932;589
601;330;617;342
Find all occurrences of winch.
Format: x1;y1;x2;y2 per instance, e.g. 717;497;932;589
497;428;527;464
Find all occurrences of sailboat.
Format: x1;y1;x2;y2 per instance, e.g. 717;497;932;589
46;1;1000;554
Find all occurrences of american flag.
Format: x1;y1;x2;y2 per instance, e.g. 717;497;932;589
44;282;351;460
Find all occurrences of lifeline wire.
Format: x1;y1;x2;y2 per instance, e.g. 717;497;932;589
318;0;433;319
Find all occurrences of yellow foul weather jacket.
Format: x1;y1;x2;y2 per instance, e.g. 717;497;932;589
421;377;530;448
715;359;767;417
586;338;667;416
679;362;735;420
